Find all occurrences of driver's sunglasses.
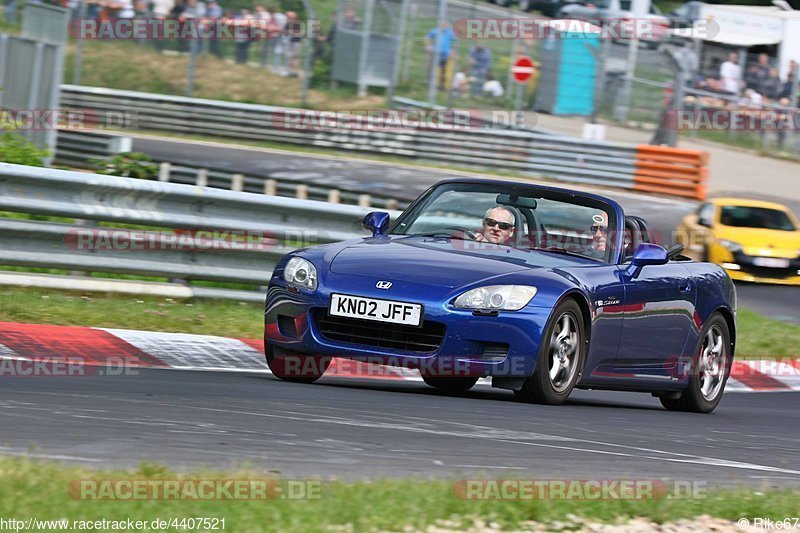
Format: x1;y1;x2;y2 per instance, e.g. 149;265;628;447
483;218;513;231
591;224;608;233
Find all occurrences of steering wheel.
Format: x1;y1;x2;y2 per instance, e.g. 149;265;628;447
447;226;479;240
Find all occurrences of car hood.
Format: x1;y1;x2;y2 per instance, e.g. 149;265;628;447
715;227;800;257
329;235;594;288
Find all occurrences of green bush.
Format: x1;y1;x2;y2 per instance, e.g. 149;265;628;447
0;131;49;167
91;152;159;179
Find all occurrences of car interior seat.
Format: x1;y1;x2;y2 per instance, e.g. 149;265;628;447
623;216;651;260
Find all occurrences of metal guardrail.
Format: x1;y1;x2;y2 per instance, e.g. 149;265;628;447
0;163;389;298
54;129;132;167
59;85;643;190
52;130;405;210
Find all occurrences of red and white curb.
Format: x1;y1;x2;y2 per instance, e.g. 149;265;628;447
1;322;798;393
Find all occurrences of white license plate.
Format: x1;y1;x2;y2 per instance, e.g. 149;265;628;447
329;294;423;327
752;257;790;268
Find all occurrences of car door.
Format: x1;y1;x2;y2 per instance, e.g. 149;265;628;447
615;262;697;373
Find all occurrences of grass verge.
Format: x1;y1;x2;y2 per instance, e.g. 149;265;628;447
0;287;798;359
1;457;799;532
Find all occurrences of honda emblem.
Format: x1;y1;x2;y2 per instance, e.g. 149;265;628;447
376;281;393;289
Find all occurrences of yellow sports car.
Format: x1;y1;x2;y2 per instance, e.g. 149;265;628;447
676;198;800;285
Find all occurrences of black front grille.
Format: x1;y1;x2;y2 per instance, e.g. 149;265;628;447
739;265;797;279
314;310;445;353
734;253;799;280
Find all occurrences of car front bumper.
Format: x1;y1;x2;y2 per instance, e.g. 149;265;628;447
264;278;552;378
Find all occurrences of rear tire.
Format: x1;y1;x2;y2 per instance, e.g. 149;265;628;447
422;375;479;393
265;344;331;384
515;299;585;405
660;313;731;413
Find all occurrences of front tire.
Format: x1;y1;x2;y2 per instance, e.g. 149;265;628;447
660;313;731;413
515;299;585;405
265;344;331;384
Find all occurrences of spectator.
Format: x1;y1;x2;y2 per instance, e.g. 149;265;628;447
753;53;771;92
483;74;504;98
326;5;361;46
268;6;288;73
170;0;185;18
780;60;798;100
776;97;791;148
4;0;16;24
451;71;469;97
133;0;150;45
425;21;456;91
719;52;741;95
205;0;223;57
468;44;492;98
234;9;253;65
744;64;760;91
254;5;271;67
284;10;302;77
762;67;782;100
742;88;763;108
109;0;135;18
150;0;172;17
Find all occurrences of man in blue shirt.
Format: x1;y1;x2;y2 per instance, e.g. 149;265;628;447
468;45;492;97
425;21;456;91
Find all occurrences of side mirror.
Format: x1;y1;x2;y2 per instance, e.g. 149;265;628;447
625;243;669;279
698;216;712;228
362;211;390;236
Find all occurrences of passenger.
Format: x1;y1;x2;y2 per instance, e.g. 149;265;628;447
476;206;515;244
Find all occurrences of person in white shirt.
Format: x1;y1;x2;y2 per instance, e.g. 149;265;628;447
483;75;504;98
720;52;741;95
742;88;762;108
151;0;175;18
268;5;288;73
451;71;468;97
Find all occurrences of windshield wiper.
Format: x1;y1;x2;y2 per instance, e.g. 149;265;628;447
532;246;590;259
413;231;467;241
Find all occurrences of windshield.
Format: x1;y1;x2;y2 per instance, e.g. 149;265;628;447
719;206;797;231
391;182;618;262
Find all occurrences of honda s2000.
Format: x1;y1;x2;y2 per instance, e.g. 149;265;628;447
265;180;736;413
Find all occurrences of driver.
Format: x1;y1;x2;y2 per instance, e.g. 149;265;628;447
476;206;516;244
590;211;609;255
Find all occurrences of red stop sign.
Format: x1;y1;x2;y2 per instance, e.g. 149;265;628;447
512;57;535;83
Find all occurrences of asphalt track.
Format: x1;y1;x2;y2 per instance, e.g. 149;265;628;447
132;135;800;325
1;368;799;487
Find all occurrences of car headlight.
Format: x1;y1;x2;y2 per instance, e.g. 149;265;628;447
718;239;743;253
453;285;538;311
284;257;317;290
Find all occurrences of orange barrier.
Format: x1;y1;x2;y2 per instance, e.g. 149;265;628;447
633;145;708;200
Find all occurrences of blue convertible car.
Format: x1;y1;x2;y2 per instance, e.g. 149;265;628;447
265;179;737;413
